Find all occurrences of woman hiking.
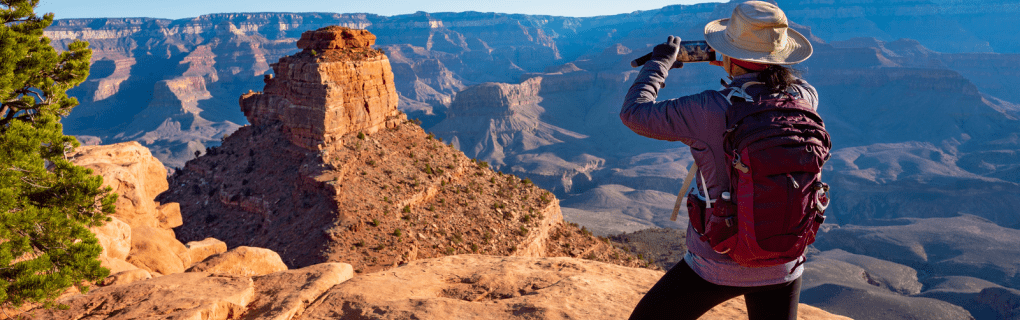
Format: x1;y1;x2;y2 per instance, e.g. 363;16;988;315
621;2;829;319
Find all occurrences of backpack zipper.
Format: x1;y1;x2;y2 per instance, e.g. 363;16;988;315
786;173;800;189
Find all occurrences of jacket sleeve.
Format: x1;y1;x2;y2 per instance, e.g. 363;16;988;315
620;58;719;144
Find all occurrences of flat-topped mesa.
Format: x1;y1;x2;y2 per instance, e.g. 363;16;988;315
240;26;403;150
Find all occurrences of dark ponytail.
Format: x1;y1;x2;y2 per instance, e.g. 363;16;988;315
757;65;801;93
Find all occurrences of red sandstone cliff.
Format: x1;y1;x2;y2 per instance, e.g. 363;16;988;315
240;27;402;150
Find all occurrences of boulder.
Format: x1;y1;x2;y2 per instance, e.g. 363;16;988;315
126;226;192;275
156;202;183;229
99;256;140;275
89;216;131;260
187;237;229;263
25;272;254;320
69;141;171;229
102;268;153;287
187;246;288;277
241;263;354;320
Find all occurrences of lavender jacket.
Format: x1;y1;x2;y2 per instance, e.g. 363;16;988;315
620;58;817;287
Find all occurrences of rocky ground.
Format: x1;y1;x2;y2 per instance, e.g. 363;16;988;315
2;136;849;320
609;227;688;270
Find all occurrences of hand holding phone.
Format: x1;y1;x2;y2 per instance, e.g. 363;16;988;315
631;40;717;68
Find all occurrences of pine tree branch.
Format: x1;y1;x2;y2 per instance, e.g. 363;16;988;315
0;104;22;126
20;176;49;189
25;90;45;106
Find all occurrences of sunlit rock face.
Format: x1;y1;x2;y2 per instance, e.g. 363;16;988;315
240;26;402;150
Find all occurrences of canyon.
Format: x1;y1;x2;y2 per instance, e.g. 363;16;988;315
40;0;1020;318
6;26;851;320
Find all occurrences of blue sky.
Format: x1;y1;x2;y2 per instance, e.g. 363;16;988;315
36;0;721;20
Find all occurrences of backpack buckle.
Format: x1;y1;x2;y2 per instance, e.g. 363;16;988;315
813;182;830;212
732;152;749;174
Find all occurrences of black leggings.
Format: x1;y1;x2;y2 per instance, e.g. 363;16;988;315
629;259;801;320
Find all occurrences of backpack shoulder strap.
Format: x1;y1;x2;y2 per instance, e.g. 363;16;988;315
724;81;764;104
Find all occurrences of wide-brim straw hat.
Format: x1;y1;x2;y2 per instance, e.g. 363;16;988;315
704;1;812;65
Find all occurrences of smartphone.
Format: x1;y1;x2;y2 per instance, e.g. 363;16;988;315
631;40;717;68
677;40;716;63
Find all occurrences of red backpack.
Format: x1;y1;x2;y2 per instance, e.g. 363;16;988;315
682;81;832;268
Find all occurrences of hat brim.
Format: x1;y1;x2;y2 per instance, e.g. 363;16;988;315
704;18;813;65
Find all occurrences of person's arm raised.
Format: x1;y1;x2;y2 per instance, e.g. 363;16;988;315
620;36;712;143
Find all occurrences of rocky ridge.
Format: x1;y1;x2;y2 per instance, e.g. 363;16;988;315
159;27;648;274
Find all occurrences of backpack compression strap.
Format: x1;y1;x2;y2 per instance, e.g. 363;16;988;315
671;163;699;221
670;163;715;221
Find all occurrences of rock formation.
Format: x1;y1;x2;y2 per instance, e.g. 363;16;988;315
186;238;230;263
68;142;198;278
162;27;644;275
187;246;289;277
23;262;355;320
240;26;402;150
69;142;180;229
29;272;258;320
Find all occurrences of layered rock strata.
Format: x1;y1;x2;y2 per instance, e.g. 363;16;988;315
240;26;403;150
430;77;588;170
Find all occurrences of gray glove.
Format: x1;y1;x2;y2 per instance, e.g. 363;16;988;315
651;35;684;69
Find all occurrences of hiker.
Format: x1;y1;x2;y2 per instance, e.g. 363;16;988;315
620;2;829;319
